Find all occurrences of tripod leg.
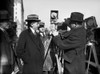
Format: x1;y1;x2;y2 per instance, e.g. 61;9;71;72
85;46;92;74
92;45;100;74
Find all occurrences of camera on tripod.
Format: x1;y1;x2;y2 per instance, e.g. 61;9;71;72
84;16;100;74
85;16;98;42
55;18;70;32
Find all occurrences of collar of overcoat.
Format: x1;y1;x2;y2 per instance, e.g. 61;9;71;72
27;29;44;59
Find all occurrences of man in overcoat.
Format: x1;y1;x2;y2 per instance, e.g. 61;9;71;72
53;12;86;74
0;10;13;74
16;14;45;74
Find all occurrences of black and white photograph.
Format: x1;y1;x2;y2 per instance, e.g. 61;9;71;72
0;0;100;74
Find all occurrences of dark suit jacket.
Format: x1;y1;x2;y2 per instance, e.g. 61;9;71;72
0;29;13;74
0;29;13;64
53;27;86;74
16;29;45;74
53;27;86;62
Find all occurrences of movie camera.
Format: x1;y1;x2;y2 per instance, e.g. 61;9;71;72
54;18;70;31
84;16;98;42
84;16;100;74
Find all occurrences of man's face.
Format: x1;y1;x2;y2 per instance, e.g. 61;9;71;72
39;27;45;33
31;22;39;30
70;23;76;29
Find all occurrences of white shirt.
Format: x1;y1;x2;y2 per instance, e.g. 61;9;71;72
30;27;36;35
0;27;5;32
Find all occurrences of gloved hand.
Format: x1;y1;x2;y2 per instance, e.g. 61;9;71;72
52;30;59;36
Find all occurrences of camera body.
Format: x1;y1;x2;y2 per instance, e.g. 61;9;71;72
55;21;70;32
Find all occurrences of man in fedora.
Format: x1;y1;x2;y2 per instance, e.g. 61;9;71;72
53;12;86;74
16;14;45;74
0;10;14;74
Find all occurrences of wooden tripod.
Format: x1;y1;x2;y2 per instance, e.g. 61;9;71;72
85;42;100;74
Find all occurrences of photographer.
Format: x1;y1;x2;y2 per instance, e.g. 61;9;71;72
53;12;86;74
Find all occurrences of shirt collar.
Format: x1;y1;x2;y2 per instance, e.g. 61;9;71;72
0;27;5;32
30;27;36;35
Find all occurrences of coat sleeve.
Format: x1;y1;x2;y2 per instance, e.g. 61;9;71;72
53;33;82;50
16;31;26;58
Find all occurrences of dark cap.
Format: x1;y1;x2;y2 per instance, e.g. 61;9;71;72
38;22;45;28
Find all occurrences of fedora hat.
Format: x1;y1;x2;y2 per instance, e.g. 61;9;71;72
25;14;41;22
0;10;9;22
70;12;84;22
39;22;45;28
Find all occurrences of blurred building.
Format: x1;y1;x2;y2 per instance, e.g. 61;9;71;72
14;0;24;37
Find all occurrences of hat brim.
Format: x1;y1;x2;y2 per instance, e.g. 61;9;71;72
25;19;41;22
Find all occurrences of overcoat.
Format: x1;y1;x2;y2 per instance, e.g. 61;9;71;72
16;29;44;74
53;27;86;74
0;29;13;74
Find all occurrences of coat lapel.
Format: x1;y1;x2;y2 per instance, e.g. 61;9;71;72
26;29;44;57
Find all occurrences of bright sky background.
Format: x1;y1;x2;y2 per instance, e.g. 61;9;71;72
23;0;100;27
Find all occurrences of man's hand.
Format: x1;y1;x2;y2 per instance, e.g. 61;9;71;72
52;30;59;36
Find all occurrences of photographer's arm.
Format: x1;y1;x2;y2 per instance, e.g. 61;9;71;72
53;34;81;50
